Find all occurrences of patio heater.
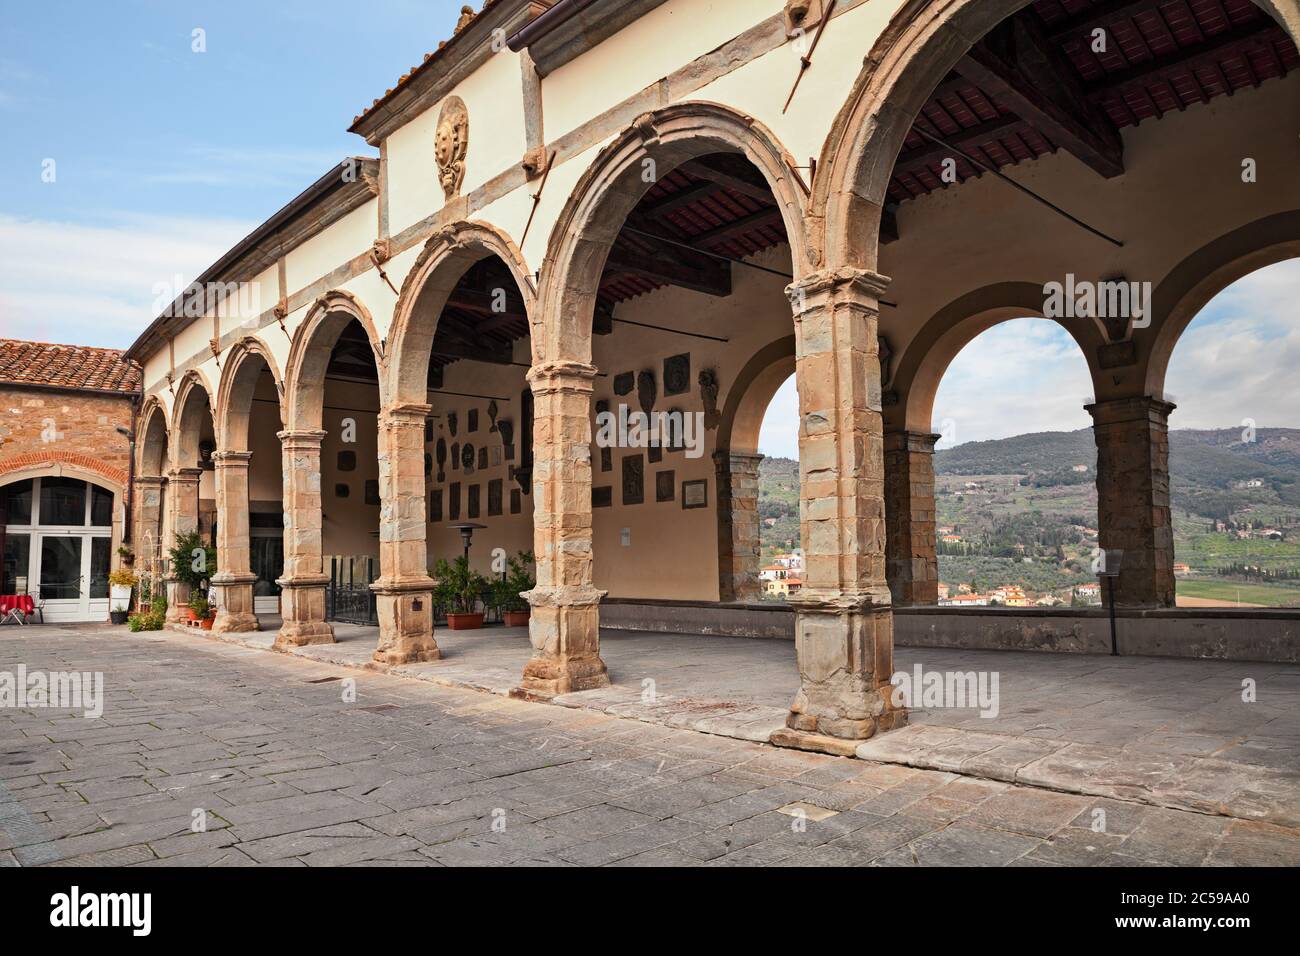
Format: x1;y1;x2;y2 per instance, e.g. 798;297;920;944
1098;548;1124;657
447;522;487;563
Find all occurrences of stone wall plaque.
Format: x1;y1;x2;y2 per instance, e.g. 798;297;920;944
435;95;468;200
335;483;349;499
468;484;481;519
424;419;434;442
613;372;634;396
592;486;612;508
338;450;356;472
436;438;447;481
488;479;503;517
510;488;521;514
700;368;721;430
448;412;458;437
468;408;479;433
430;488;443;523
364;480;380;506
664;353;690;396
462;443;476;475
451;442;460;471
449;482;461;520
487;400;499;433
424;452;432;477
601;447;612;472
637;370;656;417
478;446;488;471
622;454;644;506
648;444;662;464
656;470;675;503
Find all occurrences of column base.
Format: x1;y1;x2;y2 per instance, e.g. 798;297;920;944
512;594;609;699
164;580;191;625
372;578;440;665
781;598;906;750
212;611;260;634
211;573;259;633
274;622;336;649
275;575;334;649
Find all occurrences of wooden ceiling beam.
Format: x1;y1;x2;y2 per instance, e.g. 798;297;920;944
605;243;732;297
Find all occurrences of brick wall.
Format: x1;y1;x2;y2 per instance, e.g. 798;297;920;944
0;386;135;488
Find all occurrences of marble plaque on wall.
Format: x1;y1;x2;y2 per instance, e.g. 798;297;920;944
488;479;503;517
622;454;644;506
449;482;461;520
656;470;675;503
468;484;481;519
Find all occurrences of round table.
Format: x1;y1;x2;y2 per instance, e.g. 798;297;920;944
0;595;36;621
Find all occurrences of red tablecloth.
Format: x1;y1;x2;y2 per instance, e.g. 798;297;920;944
0;595;36;616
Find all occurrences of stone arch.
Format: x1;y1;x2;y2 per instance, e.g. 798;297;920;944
1144;210;1300;397
217;335;285;452
0;453;127;493
537;102;812;366
137;396;170;477
170;370;216;473
813;0;1300;272
890;282;1106;434
386;221;536;409
284;289;384;432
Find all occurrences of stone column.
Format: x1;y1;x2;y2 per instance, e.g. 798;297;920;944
773;268;905;754
211;450;258;633
275;429;334;648
372;403;440;664
164;467;202;624
884;431;940;606
715;451;764;602
1086;396;1177;608
515;361;609;699
134;476;165;575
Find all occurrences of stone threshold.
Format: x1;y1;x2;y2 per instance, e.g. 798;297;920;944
167;624;1298;832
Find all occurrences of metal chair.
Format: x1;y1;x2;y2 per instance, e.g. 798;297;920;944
27;587;45;625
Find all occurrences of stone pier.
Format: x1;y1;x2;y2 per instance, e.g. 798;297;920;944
715;450;764;603
275;429;334;648
774;268;906;754
516;361;609;698
884;430;940;607
164;467;202;624
211;450;259;633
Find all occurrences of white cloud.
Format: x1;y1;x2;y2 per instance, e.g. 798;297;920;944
0;212;254;349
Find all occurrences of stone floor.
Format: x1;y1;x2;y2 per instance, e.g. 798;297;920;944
2;623;1298;867
214;617;1300;826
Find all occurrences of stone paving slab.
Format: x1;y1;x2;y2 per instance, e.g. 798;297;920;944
1;623;1297;866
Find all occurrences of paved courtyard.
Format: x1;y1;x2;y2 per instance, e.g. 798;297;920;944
1;623;1298;866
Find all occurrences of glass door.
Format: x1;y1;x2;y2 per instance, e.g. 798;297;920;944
38;534;84;618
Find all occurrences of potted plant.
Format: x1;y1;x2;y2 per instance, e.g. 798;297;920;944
137;575;153;616
117;544;134;568
108;567;137;625
501;551;535;627
189;593;210;626
433;556;488;630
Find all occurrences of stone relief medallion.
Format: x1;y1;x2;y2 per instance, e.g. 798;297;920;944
436;95;469;200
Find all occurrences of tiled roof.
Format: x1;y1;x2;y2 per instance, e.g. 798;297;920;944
0;339;141;394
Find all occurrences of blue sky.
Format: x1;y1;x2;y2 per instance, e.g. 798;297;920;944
0;0;461;345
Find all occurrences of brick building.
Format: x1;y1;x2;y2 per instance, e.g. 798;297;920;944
0;339;141;622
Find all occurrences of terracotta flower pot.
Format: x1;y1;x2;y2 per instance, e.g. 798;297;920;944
503;610;531;627
186;607;198;622
200;617;214;630
446;612;484;630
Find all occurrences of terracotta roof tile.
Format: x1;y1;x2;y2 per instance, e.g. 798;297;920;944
0;338;141;393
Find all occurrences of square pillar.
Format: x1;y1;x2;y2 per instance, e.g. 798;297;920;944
164;467;202;624
133;476;165;575
773;268;905;753
211;450;259;633
372;403;440;664
884;430;940;606
275;429;334;648
715;451;765;602
514;361;609;699
1087;396;1177;608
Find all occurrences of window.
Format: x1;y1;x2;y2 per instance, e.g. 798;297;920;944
90;485;114;527
2;533;30;593
39;478;87;526
1;479;32;525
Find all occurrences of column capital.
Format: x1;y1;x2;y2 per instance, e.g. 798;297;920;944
135;474;167;487
1085;395;1177;427
713;450;764;476
378;402;432;426
277;428;328;447
786;266;891;315
884;430;942;454
527;360;597;393
212;450;253;467
168;467;203;484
